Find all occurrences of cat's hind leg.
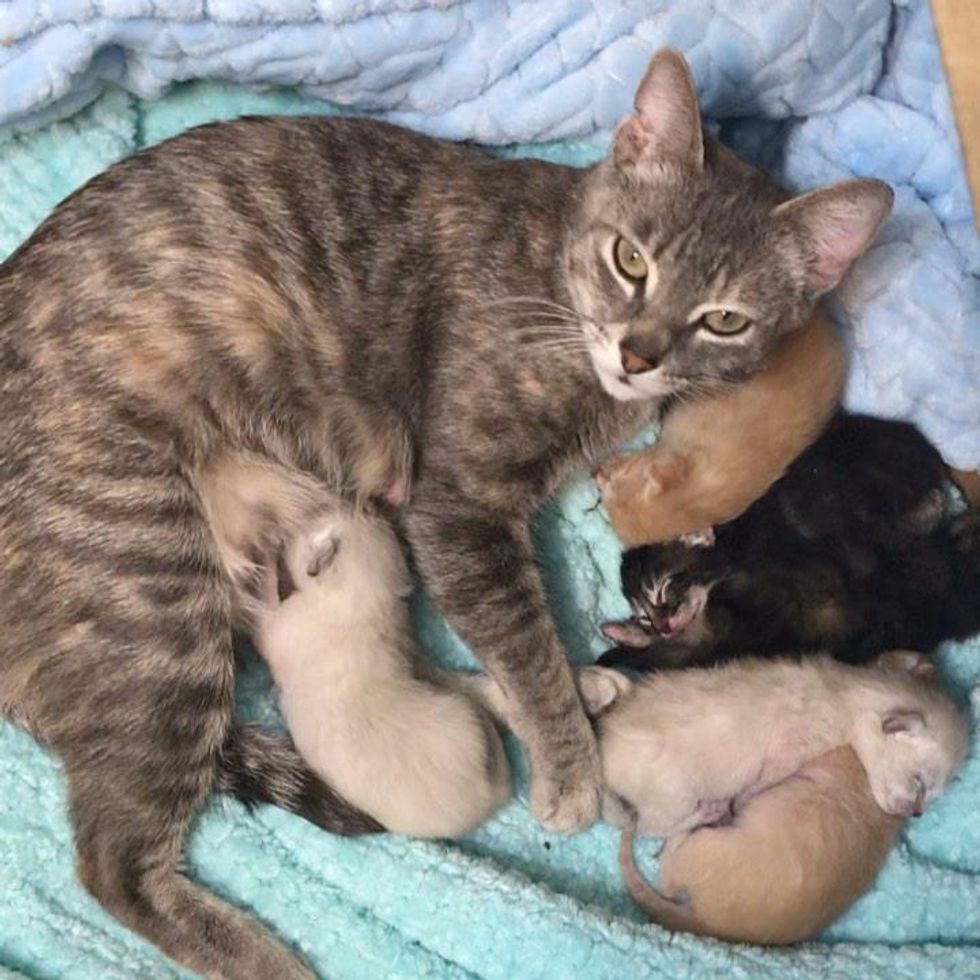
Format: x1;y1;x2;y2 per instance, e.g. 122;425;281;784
26;495;318;980
19;466;376;978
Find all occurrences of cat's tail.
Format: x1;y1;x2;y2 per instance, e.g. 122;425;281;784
217;725;385;835
619;822;709;938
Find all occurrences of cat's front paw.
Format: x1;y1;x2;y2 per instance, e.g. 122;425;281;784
530;749;602;834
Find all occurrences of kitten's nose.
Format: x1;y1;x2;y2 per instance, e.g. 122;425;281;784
620;341;656;375
649;603;677;634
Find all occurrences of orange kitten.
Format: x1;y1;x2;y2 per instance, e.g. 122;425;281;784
620;745;903;944
598;309;844;546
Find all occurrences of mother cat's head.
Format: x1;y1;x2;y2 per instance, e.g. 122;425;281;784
564;48;893;402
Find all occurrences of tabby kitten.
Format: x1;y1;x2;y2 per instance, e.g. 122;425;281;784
0;48;890;978
600;412;979;671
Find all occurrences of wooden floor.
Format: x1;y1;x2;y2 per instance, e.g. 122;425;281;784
929;2;979;494
931;0;980;219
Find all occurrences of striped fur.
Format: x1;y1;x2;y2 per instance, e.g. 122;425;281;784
0;49;888;977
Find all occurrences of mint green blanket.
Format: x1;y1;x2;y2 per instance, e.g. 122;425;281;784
1;85;978;980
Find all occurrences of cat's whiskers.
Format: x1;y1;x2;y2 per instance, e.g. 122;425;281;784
518;325;587;340
488;295;596;326
670;376;739;404
517;321;591;347
524;339;591;357
527;339;590;352
513;315;586;332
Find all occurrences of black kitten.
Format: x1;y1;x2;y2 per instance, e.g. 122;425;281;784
599;412;980;670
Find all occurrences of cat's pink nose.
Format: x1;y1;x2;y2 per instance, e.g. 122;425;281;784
620;341;655;375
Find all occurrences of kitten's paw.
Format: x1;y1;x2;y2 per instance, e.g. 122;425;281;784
596;456;664;500
575;666;633;715
678;527;715;548
531;754;602;834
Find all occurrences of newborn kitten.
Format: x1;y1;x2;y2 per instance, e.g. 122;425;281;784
600;412;979;670
255;509;511;838
458;652;963;942
598;307;845;547
596;652;967;836
199;451;510;838
619;745;903;944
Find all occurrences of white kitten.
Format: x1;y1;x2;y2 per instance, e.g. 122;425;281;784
253;506;511;838
196;451;510;839
596;651;967;835
463;653;966;837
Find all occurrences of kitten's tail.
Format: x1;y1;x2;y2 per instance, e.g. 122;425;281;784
217;725;384;835
619;822;708;937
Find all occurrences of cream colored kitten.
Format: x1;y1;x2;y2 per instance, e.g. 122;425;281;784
459;653;966;836
598;651;966;835
253;507;511;838
197;451;510;839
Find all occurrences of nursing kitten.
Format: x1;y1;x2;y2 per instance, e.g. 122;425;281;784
200;452;510;838
600;412;979;671
0;47;892;978
598;306;845;546
619;745;904;944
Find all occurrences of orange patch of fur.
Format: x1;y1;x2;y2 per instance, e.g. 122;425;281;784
950;468;980;508
598;308;845;546
652;746;902;944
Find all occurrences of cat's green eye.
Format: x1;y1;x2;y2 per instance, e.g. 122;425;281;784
700;309;752;336
613;236;648;282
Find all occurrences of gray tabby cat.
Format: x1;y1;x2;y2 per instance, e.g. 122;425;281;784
0;48;890;978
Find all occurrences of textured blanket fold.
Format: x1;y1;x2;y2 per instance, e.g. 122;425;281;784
1;2;979;979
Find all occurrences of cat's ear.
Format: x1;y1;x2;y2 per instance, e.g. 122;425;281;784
773;179;894;294
614;48;704;170
306;533;339;577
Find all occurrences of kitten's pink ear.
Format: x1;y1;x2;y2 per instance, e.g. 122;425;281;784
614;47;704;170
773;179;894;294
600;620;653;648
877;650;937;682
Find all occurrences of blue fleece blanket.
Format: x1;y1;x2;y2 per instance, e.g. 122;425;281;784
1;3;980;980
